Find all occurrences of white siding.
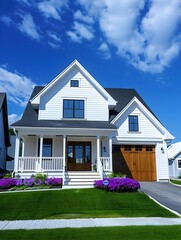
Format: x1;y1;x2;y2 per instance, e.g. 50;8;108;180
114;103;163;141
156;142;169;181
38;67;108;121
24;136;37;156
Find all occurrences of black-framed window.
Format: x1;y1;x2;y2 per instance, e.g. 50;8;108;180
178;159;181;169
63;99;84;118
38;138;52;157
70;80;79;87
129;115;139;132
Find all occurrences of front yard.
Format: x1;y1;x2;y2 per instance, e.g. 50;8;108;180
0;188;177;220
1;226;181;240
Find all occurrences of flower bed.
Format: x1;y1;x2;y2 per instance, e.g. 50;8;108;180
0;176;62;191
94;177;140;192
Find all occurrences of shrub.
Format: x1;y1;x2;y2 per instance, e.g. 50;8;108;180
0;178;17;189
94;177;140;192
107;172;126;178
45;177;62;186
3;173;12;179
34;173;47;183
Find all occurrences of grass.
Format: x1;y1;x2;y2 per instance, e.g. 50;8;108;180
1;226;181;240
0;188;176;220
170;179;181;186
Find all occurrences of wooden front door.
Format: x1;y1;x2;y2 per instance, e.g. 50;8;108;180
67;142;91;171
113;145;156;181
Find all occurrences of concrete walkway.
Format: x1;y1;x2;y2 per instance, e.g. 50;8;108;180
0;217;181;230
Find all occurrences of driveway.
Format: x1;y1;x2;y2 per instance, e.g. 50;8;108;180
140;182;181;215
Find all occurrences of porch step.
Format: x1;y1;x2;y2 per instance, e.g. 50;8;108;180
63;172;101;189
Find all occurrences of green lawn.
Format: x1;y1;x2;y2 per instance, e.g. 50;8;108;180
1;226;181;240
170;179;181;186
0;188;176;220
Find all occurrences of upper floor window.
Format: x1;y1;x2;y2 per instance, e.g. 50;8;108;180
129;115;139;132
63;99;84;118
70;80;79;87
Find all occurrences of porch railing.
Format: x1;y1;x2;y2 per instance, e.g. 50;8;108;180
18;157;63;172
42;157;63;171
100;157;111;172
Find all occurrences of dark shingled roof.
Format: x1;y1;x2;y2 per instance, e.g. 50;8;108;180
105;88;158;122
0;93;11;147
12;86;157;129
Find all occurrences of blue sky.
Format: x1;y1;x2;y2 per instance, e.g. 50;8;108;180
0;0;181;142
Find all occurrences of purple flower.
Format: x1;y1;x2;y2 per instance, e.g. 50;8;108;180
0;178;17;189
94;177;140;192
23;178;35;187
45;178;62;186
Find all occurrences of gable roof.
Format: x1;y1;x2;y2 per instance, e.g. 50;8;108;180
105;88;158;122
0;93;11;147
168;142;181;159
106;88;174;140
31;60;117;107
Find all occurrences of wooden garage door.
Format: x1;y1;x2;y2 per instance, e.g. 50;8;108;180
113;145;156;181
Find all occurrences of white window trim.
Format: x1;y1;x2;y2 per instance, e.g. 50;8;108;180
61;97;87;120
177;158;181;169
70;79;80;88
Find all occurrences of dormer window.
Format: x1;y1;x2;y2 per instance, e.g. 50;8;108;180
70;80;79;87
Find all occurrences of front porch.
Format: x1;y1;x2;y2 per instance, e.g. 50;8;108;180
14;134;113;185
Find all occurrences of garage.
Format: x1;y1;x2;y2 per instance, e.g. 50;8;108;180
113;145;156;181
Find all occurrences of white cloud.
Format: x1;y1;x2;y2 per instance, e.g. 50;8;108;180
18;14;41;41
38;0;68;20
98;42;111;59
8;114;22;126
75;0;181;73
67;22;94;42
1;15;12;26
74;10;93;24
0;66;36;107
47;31;61;48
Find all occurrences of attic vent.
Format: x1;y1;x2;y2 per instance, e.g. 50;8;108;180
70;80;79;87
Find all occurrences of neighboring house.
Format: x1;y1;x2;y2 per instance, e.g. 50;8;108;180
0;93;11;169
12;60;174;186
6;135;16;171
168;142;181;179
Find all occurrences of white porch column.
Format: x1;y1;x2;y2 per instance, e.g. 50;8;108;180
109;136;113;172
97;136;101;172
21;138;25;157
63;135;66;184
39;135;43;172
14;134;20;172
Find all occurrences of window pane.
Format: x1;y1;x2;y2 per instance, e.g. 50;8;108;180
178;160;181;169
129;115;139;131
74;109;84;118
71;80;79;87
42;139;52;157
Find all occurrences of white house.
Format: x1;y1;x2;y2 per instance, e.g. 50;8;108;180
12;60;174;187
168;142;181;179
0;93;11;170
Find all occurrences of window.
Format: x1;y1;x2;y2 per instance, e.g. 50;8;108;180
124;146;132;151
146;146;153;152
135;145;142;151
178;159;181;169
38;138;52;157
70;80;79;87
63;99;84;118
129;115;139;132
